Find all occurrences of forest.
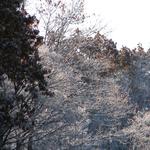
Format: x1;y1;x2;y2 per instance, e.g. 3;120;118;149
0;0;150;149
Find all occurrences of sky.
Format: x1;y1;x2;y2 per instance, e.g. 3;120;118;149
85;0;150;50
27;0;150;50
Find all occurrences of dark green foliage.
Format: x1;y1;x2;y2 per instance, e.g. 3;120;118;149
0;0;45;86
0;0;46;148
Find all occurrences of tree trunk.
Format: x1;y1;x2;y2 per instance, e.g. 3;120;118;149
28;137;33;150
16;139;24;150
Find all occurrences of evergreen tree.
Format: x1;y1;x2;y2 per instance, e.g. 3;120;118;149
0;0;46;149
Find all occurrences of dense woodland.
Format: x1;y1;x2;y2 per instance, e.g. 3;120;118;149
0;0;150;150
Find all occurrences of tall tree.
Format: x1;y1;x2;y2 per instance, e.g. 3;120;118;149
0;0;46;149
